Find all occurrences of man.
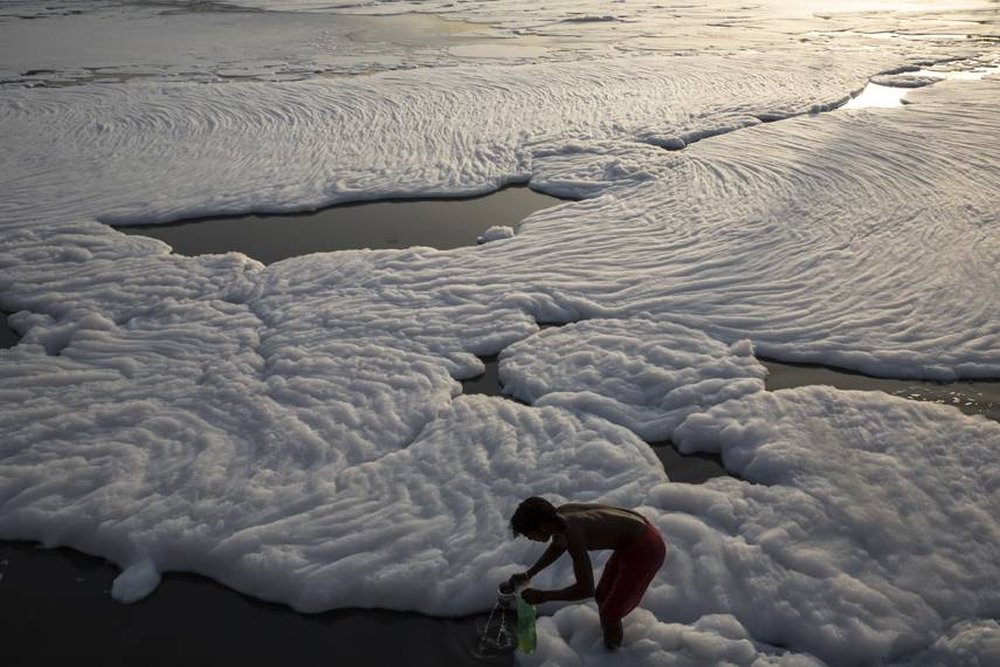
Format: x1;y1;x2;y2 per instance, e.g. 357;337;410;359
507;496;666;650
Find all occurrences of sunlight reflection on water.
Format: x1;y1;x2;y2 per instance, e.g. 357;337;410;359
842;81;909;108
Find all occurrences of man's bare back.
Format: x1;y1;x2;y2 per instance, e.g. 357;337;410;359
553;503;648;551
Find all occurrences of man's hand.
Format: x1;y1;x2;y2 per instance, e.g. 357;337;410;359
507;572;531;588
520;588;547;605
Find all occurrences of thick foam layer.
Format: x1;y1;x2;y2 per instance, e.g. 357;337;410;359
1;3;998;665
499;319;766;441
660;387;1000;664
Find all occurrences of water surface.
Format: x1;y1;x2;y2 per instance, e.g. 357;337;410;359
0;540;512;667
0;312;16;348
763;359;1000;422
117;186;562;264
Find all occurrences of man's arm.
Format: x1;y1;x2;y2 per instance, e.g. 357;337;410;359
511;541;566;585
522;528;594;603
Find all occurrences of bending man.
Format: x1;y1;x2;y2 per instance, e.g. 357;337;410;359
507;496;666;650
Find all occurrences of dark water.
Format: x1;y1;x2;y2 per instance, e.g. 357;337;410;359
0;311;16;348
648;443;730;483
0;540;512;667
115;186;563;264
763;359;1000;423
461;355;507;401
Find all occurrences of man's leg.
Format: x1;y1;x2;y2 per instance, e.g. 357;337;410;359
595;552;620;609
601;615;623;650
596;553;622;649
598;524;667;649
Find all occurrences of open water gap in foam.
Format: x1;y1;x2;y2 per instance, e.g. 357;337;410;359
763;358;1000;423
0;311;17;349
115;185;564;264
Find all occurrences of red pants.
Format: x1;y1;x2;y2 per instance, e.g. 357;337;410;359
595;521;666;622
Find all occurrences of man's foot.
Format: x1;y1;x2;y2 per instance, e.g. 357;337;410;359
602;618;623;650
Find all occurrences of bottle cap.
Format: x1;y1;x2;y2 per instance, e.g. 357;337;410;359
497;582;516;607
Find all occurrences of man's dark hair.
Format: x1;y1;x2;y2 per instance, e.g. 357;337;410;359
510;496;558;537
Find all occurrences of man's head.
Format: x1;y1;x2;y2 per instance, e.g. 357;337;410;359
510;496;561;542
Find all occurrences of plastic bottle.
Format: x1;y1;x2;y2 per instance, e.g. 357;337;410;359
516;596;537;653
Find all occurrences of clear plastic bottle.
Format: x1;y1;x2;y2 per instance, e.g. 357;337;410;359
479;582;518;654
516;596;537;653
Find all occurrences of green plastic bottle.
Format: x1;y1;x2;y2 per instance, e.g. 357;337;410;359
516;596;537;653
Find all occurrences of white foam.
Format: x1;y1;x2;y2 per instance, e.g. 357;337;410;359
448;44;550;59
0;51;895;226
529;388;999;664
499;319;766;441
0;390;665;614
477;225;516;244
0;3;998;665
7;76;997;383
524;609;825;666
656;387;1000;663
111;558;161;603
896;620;1000;666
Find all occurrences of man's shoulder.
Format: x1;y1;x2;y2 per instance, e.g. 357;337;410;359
557;502;605;515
